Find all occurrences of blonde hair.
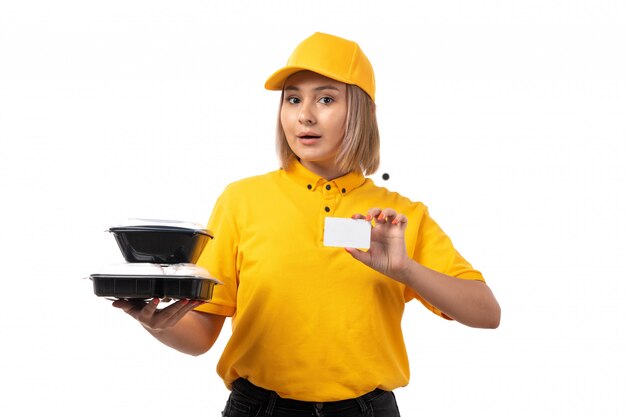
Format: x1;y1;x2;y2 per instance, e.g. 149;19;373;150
275;84;380;175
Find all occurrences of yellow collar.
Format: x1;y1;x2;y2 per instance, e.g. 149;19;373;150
283;161;366;195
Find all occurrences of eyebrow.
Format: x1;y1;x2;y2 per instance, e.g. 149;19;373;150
283;85;341;92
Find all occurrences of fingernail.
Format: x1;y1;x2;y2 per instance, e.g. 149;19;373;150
152;298;160;305
392;218;398;225
378;213;385;220
182;299;189;305
366;215;371;221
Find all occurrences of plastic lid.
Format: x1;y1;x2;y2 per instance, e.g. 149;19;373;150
115;218;206;230
95;263;165;275
94;263;216;279
166;263;213;278
108;218;213;238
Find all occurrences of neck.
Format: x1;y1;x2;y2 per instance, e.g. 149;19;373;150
300;160;347;180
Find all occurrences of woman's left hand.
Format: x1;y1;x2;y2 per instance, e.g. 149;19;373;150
345;208;411;281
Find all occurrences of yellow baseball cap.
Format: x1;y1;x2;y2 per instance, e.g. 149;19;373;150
265;32;376;101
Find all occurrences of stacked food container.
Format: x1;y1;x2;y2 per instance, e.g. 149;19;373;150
90;219;220;301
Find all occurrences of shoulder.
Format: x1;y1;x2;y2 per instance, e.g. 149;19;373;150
220;169;282;195
215;169;283;209
358;179;428;217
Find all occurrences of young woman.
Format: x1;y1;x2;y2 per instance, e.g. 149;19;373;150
113;32;500;417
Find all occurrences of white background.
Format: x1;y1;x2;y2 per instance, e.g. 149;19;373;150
1;1;625;416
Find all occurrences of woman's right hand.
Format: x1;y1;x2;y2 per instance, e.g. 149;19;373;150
112;298;205;332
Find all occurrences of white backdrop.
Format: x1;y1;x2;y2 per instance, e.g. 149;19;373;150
1;1;625;416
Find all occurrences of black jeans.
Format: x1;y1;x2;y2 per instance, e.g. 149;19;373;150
222;378;401;417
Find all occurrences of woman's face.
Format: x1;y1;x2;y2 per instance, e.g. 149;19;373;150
280;71;348;179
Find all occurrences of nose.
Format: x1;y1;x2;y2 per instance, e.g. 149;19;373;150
298;102;316;125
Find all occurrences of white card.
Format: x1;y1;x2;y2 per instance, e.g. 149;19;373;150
323;217;371;249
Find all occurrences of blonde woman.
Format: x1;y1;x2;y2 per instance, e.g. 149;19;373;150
114;32;500;417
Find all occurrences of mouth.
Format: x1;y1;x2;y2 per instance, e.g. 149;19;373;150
297;132;322;140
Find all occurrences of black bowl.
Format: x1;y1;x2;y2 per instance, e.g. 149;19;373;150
109;225;213;264
91;274;217;301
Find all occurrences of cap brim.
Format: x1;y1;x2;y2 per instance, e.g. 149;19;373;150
265;67;303;91
264;66;353;91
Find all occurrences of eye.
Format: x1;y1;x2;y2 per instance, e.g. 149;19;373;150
286;97;300;104
319;97;334;104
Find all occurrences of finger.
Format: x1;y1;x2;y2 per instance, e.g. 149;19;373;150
138;297;160;322
112;299;143;314
111;299;130;309
165;300;204;326
154;299;193;325
380;208;398;219
374;208;398;224
159;299;205;329
391;213;408;226
365;208;382;222
345;247;371;266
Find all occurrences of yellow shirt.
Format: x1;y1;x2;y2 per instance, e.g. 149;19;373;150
195;161;484;401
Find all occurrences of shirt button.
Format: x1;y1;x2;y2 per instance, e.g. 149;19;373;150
341;188;346;193
324;207;330;212
307;184;312;190
325;184;331;190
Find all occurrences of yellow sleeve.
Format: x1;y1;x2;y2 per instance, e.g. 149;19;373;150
405;206;485;319
194;186;239;317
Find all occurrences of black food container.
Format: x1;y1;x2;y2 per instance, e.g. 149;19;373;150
108;219;213;264
91;263;220;301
